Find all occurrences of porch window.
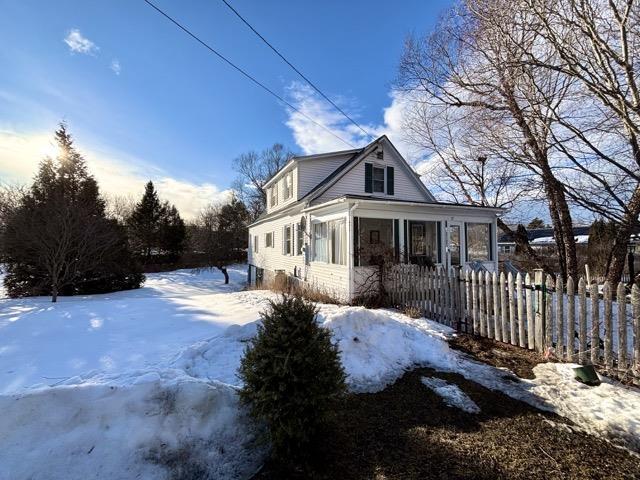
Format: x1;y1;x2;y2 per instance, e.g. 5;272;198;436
409;221;439;266
329;220;346;265
312;220;346;264
466;222;492;261
312;222;328;262
357;217;393;266
295;223;304;255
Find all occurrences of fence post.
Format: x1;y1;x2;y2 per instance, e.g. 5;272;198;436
617;282;627;369
493;272;501;342
534;269;544;352
566;276;575;361
545;275;554;352
526;272;534;350
472;271;479;334
508;272;516;345
500;272;508;343
603;281;613;371
632;284;640;374
590;282;600;364
555;276;564;358
479;270;486;336
578;277;587;364
485;271;493;340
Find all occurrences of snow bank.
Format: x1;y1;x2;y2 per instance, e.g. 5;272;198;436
421;376;481;414
318;306;457;392
0;370;264;480
528;363;640;451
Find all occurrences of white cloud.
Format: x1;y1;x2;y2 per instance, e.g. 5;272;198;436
0;130;231;219
284;82;424;164
110;59;121;75
64;29;99;55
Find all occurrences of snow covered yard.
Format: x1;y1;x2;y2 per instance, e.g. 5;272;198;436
1;266;639;479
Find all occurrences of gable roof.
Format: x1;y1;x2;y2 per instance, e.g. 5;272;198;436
303;135;435;203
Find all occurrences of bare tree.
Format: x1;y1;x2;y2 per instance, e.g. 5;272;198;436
232;144;295;220
515;0;640;284
191;196;249;284
4;196;125;301
398;0;580;279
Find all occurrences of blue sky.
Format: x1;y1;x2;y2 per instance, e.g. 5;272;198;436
0;0;451;217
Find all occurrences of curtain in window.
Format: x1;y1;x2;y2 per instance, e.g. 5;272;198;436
329;219;346;265
312;223;328;262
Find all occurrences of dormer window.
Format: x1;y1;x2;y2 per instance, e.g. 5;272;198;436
283;171;293;200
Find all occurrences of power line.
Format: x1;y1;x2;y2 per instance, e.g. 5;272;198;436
219;0;374;141
142;0;356;149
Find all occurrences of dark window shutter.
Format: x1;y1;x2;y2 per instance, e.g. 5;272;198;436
394;219;399;261
386;166;394;195
353;216;360;266
364;163;373;193
437;222;442;263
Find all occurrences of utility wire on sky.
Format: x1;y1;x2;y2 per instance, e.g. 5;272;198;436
143;0;357;149
219;0;375;141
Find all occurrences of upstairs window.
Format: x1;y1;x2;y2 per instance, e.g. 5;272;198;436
270;184;278;207
283;171;293;200
364;163;394;195
372;166;385;193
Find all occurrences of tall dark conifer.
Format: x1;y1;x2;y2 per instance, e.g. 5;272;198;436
1;124;143;301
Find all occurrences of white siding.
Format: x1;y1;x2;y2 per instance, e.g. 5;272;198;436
248;203;352;299
314;144;431;204
296;154;352;199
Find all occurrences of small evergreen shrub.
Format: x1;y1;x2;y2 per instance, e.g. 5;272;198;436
238;295;346;465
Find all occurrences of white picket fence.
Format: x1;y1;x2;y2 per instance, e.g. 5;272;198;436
389;265;640;378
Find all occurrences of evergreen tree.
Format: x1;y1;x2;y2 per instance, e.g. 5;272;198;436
159;203;186;261
127;181;186;263
1;124;143;301
527;217;546;230
238;296;346;467
128;181;164;261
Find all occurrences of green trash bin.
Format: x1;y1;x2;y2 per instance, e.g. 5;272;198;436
573;365;601;386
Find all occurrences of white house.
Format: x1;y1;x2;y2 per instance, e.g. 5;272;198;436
247;136;502;300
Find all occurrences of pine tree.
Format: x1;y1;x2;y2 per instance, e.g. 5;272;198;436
127;182;186;264
159;203;186;261
238;296;346;467
1;124;143;301
128;181;164;261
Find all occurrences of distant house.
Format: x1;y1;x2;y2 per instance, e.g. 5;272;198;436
247;136;502;300
497;226;640;255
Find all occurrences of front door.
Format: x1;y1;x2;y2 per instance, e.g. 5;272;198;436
448;223;462;269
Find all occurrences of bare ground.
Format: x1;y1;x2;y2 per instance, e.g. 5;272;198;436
254;335;640;480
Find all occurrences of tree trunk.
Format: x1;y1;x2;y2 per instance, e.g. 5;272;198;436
51;285;58;303
496;219;555;274
218;266;229;284
606;187;640;285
